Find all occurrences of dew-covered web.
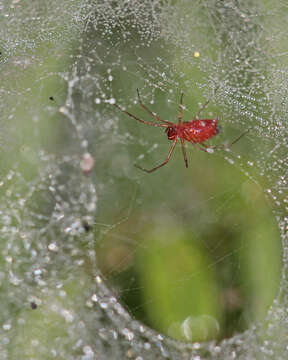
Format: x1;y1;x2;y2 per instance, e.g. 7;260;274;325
1;0;288;359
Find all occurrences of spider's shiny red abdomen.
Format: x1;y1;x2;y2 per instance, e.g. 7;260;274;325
166;118;219;143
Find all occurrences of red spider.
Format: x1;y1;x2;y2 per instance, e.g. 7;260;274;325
114;89;248;173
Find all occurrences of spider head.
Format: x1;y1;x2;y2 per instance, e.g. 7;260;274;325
165;126;177;140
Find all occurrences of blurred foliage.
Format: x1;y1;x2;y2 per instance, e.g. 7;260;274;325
98;149;281;341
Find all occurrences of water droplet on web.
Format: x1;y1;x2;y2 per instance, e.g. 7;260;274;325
61;309;74;323
225;157;234;165
48;243;58;252
3;324;11;331
108;98;116;105
80;153;95;175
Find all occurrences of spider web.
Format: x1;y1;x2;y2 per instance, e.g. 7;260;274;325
1;0;288;358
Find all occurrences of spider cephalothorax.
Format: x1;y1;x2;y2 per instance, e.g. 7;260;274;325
165;126;177;140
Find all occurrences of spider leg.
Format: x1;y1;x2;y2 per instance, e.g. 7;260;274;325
114;104;168;128
193;86;219;119
180;138;188;168
178;92;184;124
193;98;210;119
136;89;172;125
193;143;211;152
229;128;250;146
197;128;250;151
135;138;178;173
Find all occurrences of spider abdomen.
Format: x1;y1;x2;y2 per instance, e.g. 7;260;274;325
182;119;219;143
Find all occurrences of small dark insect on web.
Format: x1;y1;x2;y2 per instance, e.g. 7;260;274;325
113;89;249;173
